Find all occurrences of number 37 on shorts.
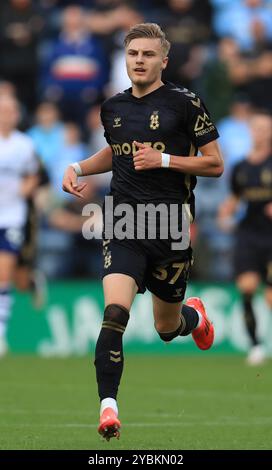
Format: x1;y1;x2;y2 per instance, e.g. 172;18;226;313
147;259;193;303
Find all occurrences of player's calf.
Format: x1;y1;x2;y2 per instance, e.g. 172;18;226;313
95;303;129;439
156;304;199;342
95;303;129;400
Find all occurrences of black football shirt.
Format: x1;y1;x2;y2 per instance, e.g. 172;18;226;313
231;155;272;235
100;81;219;220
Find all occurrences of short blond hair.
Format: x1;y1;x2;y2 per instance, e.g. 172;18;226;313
124;23;171;57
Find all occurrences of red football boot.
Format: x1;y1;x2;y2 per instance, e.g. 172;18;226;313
185;297;215;350
98;407;121;441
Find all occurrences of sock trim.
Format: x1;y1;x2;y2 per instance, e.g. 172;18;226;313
102;320;126;333
100;398;118;416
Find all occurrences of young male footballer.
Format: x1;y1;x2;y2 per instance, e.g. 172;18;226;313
63;23;224;441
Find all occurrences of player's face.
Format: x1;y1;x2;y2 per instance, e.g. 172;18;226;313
125;38;168;88
250;115;272;147
0;97;20;131
36;104;58;128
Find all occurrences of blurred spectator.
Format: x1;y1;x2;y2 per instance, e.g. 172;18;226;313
199;37;252;121
86;105;111;195
218;98;253;173
34;120;89;278
194;173;232;281
27;101;65;174
14;159;50;310
247;50;272;113
86;104;107;154
48;179;103;278
107;43;132;95
0;80;17;98
211;0;272;53
44;0;95;6
0;80;30;129
149;0;212;89
218;111;272;364
40;5;109;125
87;0;143;42
51;122;87;198
86;1;143;95
37;177;102;278
0;94;38;355
0;0;43;111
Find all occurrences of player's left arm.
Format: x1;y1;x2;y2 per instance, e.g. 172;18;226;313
168;139;224;177
134;93;224;177
133;139;224;177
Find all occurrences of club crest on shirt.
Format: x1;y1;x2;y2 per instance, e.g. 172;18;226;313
261;169;272;186
113;117;122;128
150;111;160;130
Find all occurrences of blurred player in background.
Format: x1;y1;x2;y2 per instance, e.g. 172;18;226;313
63;23;223;440
14;160;49;309
0;95;38;356
218;111;272;365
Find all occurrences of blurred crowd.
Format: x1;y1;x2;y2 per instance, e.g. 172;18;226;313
1;0;272;281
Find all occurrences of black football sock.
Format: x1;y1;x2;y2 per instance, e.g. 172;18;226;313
179;304;199;336
242;293;259;346
94;304;129;401
158;304;199;341
158;323;184;341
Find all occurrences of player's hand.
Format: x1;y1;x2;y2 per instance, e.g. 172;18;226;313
62;166;87;198
216;214;234;232
133;141;162;171
217;201;235;232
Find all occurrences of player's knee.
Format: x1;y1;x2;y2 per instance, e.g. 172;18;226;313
103;303;130;329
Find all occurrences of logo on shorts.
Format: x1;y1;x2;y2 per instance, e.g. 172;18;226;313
103;239;112;268
150;111;159;130
173;288;184;297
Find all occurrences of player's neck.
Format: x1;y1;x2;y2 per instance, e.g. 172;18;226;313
249;144;271;163
131;79;164;98
0;127;13;138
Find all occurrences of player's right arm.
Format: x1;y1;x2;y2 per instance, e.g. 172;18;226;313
217;159;242;230
217;194;240;232
218;194;240;219
62;145;112;198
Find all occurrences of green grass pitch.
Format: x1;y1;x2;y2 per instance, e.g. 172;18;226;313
0;355;271;450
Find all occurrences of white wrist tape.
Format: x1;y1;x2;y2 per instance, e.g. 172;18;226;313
70;162;82;176
161;153;170;168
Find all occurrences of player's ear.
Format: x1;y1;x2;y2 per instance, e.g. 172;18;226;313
161;57;168;70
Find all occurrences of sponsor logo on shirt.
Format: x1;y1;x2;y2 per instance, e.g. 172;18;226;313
194;113;215;137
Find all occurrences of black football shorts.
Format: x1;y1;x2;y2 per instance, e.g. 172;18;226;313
102;238;193;303
234;230;272;286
